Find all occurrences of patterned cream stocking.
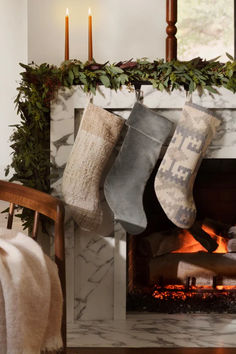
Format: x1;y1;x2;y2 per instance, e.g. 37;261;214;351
155;102;221;229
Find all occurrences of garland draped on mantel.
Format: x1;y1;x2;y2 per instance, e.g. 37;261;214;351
6;56;236;228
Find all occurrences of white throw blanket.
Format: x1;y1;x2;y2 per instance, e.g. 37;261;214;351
0;227;63;354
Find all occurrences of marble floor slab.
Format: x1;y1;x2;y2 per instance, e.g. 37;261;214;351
67;313;236;348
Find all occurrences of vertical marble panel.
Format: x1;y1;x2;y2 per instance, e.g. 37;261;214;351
74;228;115;320
114;222;127;320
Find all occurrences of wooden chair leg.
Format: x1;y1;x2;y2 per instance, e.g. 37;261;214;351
55;256;66;352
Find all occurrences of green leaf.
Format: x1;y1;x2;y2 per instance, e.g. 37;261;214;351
228;69;233;78
189;80;195;92
208;56;221;62
226;53;234;61
99;75;110;87
119;74;129;85
4;166;10;176
150;80;158;88
19;63;30;70
158;83;164;91
25;155;30;168
109;66;124;74
36;101;42;109
205;86;218;94
68;70;74;85
163;77;169;87
165;67;172;76
72;66;80;77
90;85;96;95
78;73;87;85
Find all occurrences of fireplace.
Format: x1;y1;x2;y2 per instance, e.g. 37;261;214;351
51;85;236;347
127;158;236;313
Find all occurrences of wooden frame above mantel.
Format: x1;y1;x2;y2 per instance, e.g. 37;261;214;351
166;0;236;62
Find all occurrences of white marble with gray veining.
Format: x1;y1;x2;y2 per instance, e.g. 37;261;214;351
67;313;236;347
74;227;115;321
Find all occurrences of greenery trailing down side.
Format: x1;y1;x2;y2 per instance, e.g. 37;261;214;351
5;56;236;228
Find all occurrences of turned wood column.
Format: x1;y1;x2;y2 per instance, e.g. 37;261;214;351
166;0;177;62
234;0;236;59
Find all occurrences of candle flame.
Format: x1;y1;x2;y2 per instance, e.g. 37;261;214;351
88;7;92;16
66;8;69;16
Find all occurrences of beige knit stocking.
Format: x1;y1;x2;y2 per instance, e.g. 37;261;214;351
155;102;221;229
62;103;125;231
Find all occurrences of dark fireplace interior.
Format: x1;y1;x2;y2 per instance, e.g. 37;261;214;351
127;159;236;313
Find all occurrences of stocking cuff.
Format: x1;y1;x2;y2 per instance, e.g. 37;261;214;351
126;102;173;143
81;103;125;145
185;102;221;128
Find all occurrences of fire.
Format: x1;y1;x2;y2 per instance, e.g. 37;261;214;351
202;224;228;253
172;225;228;253
152;284;236;300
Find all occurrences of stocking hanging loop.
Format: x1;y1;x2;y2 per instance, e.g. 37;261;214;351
89;92;94;104
134;83;144;103
186;91;193;103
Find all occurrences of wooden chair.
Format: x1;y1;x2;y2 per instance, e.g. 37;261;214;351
0;180;66;353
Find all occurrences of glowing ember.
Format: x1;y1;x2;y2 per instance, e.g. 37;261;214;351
172;225;228;253
152;284;236;300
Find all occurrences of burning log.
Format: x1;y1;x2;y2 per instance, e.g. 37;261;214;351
228;226;236;239
139;220;228;258
148;252;236;284
139;228;182;257
228;239;236;252
189;221;218;253
202;218;231;238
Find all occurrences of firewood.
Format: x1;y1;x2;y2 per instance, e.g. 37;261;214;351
227;238;236;252
139;228;181;257
189;221;218;252
139;227;206;257
202;217;230;238
228;226;236;239
148;253;236;284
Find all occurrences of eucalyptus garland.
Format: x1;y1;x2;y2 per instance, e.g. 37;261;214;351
5;56;236;228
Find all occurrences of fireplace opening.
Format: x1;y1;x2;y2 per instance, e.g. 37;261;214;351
127;159;236;313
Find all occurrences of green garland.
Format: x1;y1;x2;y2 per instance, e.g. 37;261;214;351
5;56;236;228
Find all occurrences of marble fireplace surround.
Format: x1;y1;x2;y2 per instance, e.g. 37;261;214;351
51;86;236;347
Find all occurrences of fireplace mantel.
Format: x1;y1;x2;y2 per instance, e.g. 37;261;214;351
50;86;236;347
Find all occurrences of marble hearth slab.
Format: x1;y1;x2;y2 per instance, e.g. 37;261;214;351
67;314;236;348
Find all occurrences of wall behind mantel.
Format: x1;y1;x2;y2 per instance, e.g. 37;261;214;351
0;0;27;179
1;0;165;179
28;0;166;65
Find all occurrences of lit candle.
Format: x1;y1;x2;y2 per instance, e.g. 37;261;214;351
88;8;93;61
65;8;69;61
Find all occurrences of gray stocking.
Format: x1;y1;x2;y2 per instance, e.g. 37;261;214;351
104;102;173;235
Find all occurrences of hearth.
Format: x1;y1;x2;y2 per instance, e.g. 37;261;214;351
127;159;236;313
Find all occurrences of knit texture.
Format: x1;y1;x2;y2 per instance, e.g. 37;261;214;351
0;227;62;354
62;103;125;231
155;102;221;229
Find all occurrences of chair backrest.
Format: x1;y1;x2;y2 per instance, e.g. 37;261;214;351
0;180;66;350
